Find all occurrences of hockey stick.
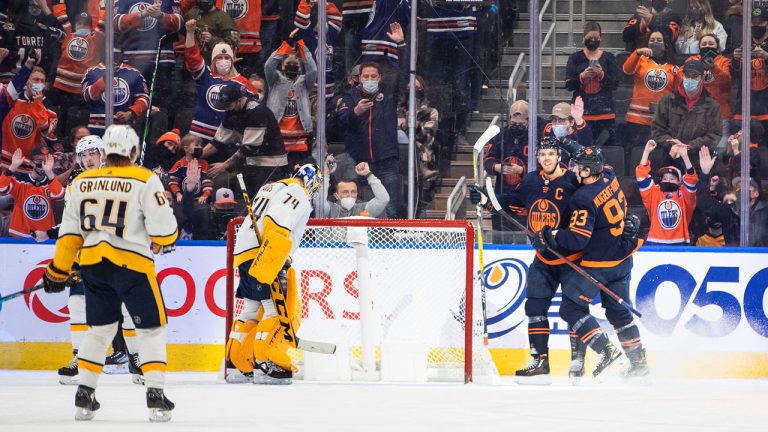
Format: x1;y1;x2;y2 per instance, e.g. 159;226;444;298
138;34;169;167
483;177;642;318
471;118;501;344
0;283;43;305
235;174;336;354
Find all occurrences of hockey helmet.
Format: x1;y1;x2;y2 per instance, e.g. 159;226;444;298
537;136;562;155
102;124;139;162
75;135;105;169
293;163;323;197
571;146;604;176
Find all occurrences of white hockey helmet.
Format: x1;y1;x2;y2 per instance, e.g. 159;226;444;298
293;163;322;197
75;135;105;169
102;124;140;162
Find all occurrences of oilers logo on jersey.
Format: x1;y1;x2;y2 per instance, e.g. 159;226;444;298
24;195;50;220
222;0;248;20
101;78;131;105
207;84;229;112
284;89;298;117
67;37;89;62
644;68;669;92
129;2;159;31
657;199;682;230
11;114;35;139
528;198;561;233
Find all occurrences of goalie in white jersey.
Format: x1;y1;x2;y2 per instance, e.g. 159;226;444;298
42;125;179;422
225;163;320;384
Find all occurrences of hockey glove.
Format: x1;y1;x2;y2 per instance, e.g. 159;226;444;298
66;270;83;288
43;262;69;293
469;184;491;209
151;242;176;255
622;214;641;241
530;225;556;253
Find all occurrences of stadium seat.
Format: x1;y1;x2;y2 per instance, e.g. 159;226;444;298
629;146;645;175
602;146;625;176
628;205;650;238
620;176;642;206
759;147;768;180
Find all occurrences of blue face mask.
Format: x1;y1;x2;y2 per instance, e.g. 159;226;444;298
31;83;45;93
552;124;569;139
361;80;379;94
74;28;91;37
683;77;700;94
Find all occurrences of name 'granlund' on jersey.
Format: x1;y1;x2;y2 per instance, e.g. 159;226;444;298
78;178;134;194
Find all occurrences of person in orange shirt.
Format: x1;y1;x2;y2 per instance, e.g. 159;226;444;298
620;30;678;159
0;145;64;238
636;139;701;246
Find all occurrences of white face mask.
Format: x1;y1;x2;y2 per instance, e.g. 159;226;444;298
552;124;569;139
216;59;232;75
339;197;356;210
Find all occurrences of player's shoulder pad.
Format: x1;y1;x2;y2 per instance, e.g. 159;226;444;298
276;178;311;199
75;166;153;183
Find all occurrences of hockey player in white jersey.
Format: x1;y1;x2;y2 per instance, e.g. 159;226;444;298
41;125;179;422
225;163;321;384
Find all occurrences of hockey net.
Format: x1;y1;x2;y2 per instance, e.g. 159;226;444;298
225;217;495;383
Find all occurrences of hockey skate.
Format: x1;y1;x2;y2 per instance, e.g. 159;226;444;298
224;360;253;384
147;387;175;422
253;360;293;385
623;348;651;383
103;350;128;374
74;385;100;421
58;355;79;385
568;355;585;386
593;343;622;378
128;352;144;385
514;354;552;386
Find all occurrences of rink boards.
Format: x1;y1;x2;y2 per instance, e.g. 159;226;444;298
1;239;767;378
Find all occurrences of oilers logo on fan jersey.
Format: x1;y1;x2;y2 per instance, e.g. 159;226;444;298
101;78;130;105
67;37;89;61
24;195;50;220
657;199;682;230
222;0;248;20
644;68;669;92
129;2;159;31
207;84;228;112
11;114;35;139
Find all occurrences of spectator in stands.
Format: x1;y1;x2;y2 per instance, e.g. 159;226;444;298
294;0;342;99
185;0;240;64
1;66;58;172
726;122;763;185
397;75;439;181
0;146;64;238
732;176;768;246
622;0;682;52
265;34;317;166
637;138;698;246
652;59;721;170
696;146;740;245
169;134;213;206
696;214;726;246
542;97;593;159
257;0;283;73
677;0;727;57
723;0;743;55
46;4;102;140
315;156;389;218
0;0;64;83
81;52;149;136
339;0;371;75
248;74;266;102
152;128;183;173
361;0;409;67
565;21;620;147
184;19;252;145
620;30;679;161
337;23;406;218
218;0;262;78
732;5;768;148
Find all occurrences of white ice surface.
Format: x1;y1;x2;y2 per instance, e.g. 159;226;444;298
1;371;766;432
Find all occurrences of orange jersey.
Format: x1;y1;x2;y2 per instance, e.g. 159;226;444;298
623;51;679;126
52;4;106;94
0;172;64;238
279;88;309;152
636;162;697;244
1;98;58;171
680;55;732;119
217;0;262;53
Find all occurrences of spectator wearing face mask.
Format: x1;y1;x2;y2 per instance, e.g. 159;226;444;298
152;128;183;173
726;122;763;184
248;74;266;102
294;0;342;99
637;138;698;246
541;97;593;158
217;0;263;79
397;75;439;181
732;5;768;147
652;59;721;171
0;53;36;147
185;0;239;64
565;21;620;147
1;66;58;172
0;145;64;237
315;157;389;218
676;0;727;56
695;146;739;245
265;35;317;166
184;19;253;145
723;0;743;55
731;176;768;247
168;133;213;206
622;0;681;52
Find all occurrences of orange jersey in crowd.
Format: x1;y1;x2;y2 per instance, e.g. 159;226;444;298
52;3;106;94
1;98;58;171
636;161;698;244
0;172;64;238
623;50;678;126
680;55;732;119
217;0;262;53
279;88;309;152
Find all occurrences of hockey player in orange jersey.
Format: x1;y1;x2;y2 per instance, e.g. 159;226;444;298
636;139;700;245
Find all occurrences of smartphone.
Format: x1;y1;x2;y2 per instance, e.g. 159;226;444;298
589;59;599;68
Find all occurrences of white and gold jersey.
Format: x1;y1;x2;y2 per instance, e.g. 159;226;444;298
233;178;312;267
53;166;178;276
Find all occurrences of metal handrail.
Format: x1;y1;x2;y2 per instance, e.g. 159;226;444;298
538;0;557;98
507;52;526;103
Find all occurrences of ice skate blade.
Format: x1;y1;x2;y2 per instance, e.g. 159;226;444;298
253;372;292;385
132;374;145;386
149;408;173;423
569;376;582;386
75;408;95;421
514;375;552;386
225;369;253;384
59;375;79;385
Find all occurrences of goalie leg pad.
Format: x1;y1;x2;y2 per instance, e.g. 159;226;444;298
248;217;292;285
284;266;302;332
253;317;293;371
226;320;259;373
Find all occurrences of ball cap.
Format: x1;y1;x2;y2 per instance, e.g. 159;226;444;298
658;165;682;181
214;187;236;205
213;84;243;110
684;60;705;76
732;176;759;191
510;100;529;117
550;102;571;119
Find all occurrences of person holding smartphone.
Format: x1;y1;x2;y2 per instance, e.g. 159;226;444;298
622;0;682;52
732;5;768;147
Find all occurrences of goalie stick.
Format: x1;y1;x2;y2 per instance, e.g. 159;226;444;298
0;283;43;305
471;118;501;344
482;176;642;318
235;174;336;355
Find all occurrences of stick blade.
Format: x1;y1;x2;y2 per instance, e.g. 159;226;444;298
473;125;501;153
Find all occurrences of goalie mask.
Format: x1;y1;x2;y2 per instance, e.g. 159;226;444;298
75;135;105;170
293;163;322;198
